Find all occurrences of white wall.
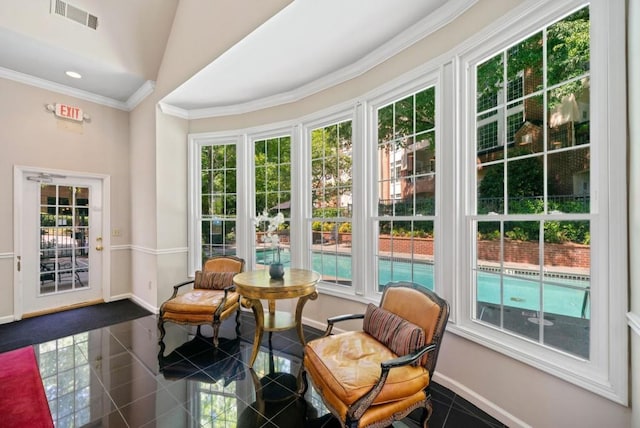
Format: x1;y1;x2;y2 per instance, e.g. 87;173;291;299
627;1;640;427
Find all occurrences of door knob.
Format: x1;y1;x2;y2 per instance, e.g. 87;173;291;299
96;236;103;251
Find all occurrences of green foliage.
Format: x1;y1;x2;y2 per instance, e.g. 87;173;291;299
254;136;292;212
311;121;353;209
544;220;590;244
311;221;323;231
476;6;589;110
378;87;435;143
339;222;352;233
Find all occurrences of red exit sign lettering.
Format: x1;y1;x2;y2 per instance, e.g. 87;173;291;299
55;103;83;122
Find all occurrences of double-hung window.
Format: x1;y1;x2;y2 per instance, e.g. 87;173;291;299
199;142;238;263
458;0;627;403
253;135;292;268
374;86;437;292
309;120;353;287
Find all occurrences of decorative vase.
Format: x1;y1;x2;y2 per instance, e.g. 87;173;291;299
269;263;285;279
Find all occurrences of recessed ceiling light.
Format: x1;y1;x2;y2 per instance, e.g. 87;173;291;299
65;71;82;79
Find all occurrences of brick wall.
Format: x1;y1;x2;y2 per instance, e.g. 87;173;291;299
377;235;589;268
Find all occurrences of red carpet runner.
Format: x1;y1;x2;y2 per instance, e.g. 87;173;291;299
0;346;54;428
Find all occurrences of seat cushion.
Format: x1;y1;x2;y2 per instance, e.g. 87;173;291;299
162;289;239;316
194;271;237;290
304;331;429;408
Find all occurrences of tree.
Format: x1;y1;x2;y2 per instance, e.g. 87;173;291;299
311;121;353;215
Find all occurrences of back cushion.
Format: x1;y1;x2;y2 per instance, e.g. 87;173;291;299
194;271;237;290
363;304;425;365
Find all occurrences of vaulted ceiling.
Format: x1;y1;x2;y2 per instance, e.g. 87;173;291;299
0;0;476;116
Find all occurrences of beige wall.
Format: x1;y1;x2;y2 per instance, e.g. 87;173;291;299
0;0;631;426
182;1;633;426
129;0;293;312
0;78;131;317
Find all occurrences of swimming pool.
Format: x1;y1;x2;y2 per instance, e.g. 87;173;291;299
255;249;590;318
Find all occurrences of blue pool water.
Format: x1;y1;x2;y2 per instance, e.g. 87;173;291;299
256;249;590;318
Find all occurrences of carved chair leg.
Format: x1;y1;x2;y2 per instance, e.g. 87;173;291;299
422;398;433;428
297;367;309;395
212;320;221;347
235;308;241;337
157;317;166;343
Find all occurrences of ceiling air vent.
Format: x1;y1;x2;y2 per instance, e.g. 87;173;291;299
51;0;98;30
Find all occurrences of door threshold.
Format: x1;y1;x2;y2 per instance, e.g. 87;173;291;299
22;299;105;319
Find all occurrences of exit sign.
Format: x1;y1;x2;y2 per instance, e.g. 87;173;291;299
55;103;83;122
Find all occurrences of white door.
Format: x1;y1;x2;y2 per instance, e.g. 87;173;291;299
16;170;105;316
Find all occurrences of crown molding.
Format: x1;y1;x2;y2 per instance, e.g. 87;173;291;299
158;102;190;119
0;67;155;112
126;80;156;110
163;0;478;119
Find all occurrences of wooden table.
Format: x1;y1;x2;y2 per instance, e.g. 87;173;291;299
233;268;320;367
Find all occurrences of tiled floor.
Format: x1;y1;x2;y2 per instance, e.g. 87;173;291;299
32;311;506;427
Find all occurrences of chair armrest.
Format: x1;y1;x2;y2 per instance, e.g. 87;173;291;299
323;313;365;336
169;280;195;299
347;342;438;421
381;343;436;369
213;285;239;317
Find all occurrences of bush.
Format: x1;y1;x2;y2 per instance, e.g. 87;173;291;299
339;222;352;233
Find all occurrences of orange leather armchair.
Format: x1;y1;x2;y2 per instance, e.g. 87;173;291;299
158;255;245;347
300;282;449;428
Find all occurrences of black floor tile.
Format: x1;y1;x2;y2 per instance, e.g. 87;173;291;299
5;309;509;428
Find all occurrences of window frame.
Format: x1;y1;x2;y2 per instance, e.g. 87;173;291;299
250;129;293;270
301;107;362;298
366;70;444;302
188;132;245;275
452;0;628;404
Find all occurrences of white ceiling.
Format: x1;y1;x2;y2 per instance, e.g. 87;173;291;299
0;0;475;115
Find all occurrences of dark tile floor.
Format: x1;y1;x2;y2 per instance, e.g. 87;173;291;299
31;312;507;427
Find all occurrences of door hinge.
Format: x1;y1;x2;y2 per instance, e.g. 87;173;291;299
16;256;21;272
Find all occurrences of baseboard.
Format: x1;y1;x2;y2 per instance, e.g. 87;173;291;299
0;315;15;325
301;316;326;332
125;294;159;314
432;372;531;428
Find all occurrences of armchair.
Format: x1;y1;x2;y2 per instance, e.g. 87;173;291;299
300;282;449;428
158;255;245;347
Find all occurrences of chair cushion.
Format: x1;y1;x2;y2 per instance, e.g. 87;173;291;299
194;271;237;290
304;331;429;407
162;289;239;316
363;304;425;365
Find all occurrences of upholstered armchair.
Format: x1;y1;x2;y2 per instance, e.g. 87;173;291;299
158;255;245;347
300;282;449;428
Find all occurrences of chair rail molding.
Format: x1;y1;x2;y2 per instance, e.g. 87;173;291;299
628;312;640;338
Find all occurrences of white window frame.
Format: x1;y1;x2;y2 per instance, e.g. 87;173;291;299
247;126;294;270
301;106;362;298
366;68;444;302
187;132;246;276
452;0;628;404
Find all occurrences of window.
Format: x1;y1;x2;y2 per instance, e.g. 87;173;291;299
200;143;237;263
309;120;353;287
457;0;627;403
254;136;292;268
375;86;436;292
473;6;590;358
